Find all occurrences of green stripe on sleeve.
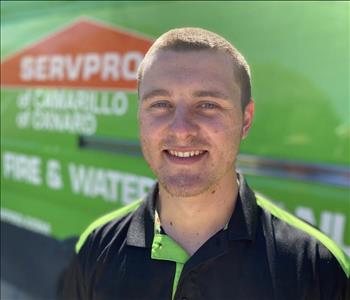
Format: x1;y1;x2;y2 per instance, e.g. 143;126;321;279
75;200;142;253
256;194;350;278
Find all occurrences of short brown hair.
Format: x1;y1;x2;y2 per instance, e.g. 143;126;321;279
137;27;252;109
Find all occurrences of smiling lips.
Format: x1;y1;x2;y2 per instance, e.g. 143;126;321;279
164;149;207;164
168;150;206;158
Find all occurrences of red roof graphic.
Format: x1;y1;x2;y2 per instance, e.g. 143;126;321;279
0;18;154;90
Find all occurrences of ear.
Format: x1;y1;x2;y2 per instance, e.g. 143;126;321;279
241;99;254;139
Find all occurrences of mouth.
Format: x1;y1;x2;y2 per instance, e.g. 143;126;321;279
164;149;208;164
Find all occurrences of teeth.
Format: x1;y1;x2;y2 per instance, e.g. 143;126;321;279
168;150;205;157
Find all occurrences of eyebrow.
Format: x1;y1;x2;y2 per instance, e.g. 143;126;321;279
141;89;172;102
140;89;231;102
192;90;230;100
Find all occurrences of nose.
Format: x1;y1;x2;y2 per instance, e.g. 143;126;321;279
168;105;198;140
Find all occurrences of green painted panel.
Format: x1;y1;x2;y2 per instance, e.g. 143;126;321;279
1;1;349;256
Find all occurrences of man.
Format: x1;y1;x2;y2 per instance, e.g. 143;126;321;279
61;28;349;300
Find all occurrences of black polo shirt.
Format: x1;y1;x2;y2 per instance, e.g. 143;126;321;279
61;174;350;300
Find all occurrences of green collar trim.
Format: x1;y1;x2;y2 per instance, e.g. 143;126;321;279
151;234;189;299
152;210;190;299
153;209;189;262
151;233;189;263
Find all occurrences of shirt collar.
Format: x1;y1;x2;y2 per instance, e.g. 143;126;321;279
126;182;157;248
126;173;258;248
227;172;258;241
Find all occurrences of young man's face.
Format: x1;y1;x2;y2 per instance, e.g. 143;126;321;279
138;49;253;197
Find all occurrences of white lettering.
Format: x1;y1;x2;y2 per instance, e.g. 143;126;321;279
36;55;48;81
19;52;143;82
106;170;122;200
17;89;32;109
295;206;316;225
112;91;128;115
46;159;63;190
49;55;64;80
139;177;155;197
122;51;143;80
2;151;42;185
32;110;97;135
99;92;111;115
92;169;110;199
33;89;45;109
102;53;120;80
69;163;94;196
122;174;139;205
332;213;347;246
20;56;33;81
295;206;350;256
82;53;100;80
68;163;154;204
320;211;350;255
16;111;31;128
320;211;349;251
21;89;128;116
66;54;83;81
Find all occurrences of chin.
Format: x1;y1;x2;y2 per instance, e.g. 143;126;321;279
159;174;211;198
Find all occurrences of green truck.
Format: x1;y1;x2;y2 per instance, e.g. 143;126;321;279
1;2;349;299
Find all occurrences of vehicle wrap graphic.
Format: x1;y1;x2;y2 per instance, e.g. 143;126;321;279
1;18;155;239
1;5;349;254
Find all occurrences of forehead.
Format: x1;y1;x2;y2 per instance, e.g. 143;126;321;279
140;49;239;98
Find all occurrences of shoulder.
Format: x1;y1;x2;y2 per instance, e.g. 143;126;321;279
59;200;144;299
75;199;143;254
255;193;350;279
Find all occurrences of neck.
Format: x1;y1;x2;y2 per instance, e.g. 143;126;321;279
156;171;239;255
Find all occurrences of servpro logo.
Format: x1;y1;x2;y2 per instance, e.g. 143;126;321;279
1;18;153;89
20;52;142;82
1;19;154;136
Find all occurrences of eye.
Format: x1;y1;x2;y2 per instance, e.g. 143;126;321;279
149;101;172;110
198;102;219;109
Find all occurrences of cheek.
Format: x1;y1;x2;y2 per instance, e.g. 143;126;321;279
205;118;242;157
207;114;242;137
139;113;163;131
139;118;162;150
139;116;154;136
